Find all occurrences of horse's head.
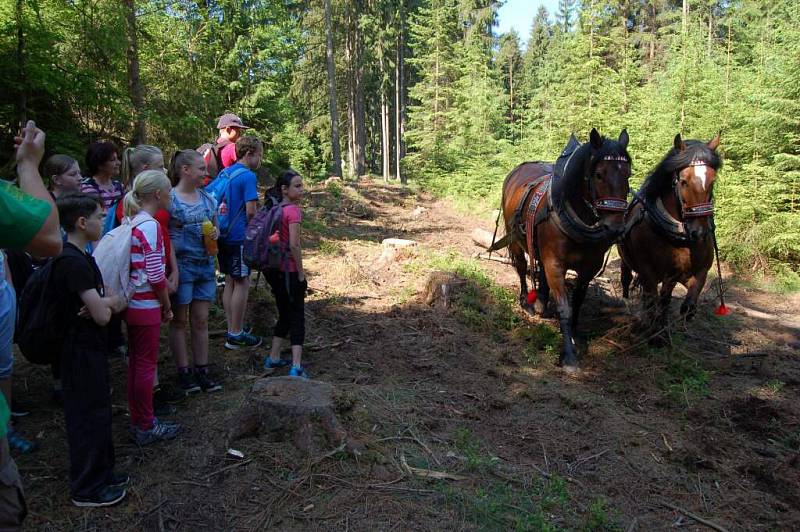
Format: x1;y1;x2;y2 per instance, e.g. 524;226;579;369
672;133;721;241
586;128;632;235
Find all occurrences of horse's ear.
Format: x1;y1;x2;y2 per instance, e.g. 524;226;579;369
618;129;629;149
590;128;603;149
707;132;721;151
673;134;685;152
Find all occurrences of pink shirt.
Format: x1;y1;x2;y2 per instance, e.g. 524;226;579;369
125;212;166;325
280;203;302;272
216;137;238;168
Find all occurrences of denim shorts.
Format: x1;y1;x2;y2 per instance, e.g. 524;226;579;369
0;281;16;379
173;257;216;306
218;243;250;279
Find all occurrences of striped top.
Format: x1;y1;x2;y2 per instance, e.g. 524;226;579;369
80;177;126;212
126;212;166;325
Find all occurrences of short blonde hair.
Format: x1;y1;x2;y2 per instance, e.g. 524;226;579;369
123;169;171;217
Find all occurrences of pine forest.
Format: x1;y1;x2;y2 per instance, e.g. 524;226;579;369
1;0;798;287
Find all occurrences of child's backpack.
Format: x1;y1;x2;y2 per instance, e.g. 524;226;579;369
205;166;248;240
92;213;149;304
198;142;225;180
102;199;122;236
243;203;287;272
15;256;68;365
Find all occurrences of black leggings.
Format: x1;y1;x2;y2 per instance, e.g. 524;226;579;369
266;270;306;345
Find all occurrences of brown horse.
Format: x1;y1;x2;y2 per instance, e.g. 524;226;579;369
619;134;721;331
500;129;631;371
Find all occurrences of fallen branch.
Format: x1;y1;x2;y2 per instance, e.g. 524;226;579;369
660;501;729;532
203;458;253;480
400;454;467;481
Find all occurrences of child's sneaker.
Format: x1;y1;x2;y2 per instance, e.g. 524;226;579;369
195;370;222;393
71;485;127;508
288;366;310;379
7;428;38;454
224;331;262;349
177;372;201;394
108;471;130;488
131;419;181;446
263;357;290;370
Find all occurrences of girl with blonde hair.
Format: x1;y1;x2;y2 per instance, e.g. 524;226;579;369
123;170;181;445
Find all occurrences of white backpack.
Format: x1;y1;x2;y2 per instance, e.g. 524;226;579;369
92;213;149;306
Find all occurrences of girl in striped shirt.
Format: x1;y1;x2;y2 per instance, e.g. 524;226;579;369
122;170;180;445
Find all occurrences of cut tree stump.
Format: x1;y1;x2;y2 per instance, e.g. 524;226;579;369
423;271;468;309
227;377;361;456
374;238;418;270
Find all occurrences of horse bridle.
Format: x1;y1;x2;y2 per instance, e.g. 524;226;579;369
584;154;630;220
672;160;715;220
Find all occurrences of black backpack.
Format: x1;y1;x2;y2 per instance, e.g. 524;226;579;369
15;256;68;365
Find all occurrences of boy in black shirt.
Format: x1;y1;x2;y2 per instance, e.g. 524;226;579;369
54;193;129;507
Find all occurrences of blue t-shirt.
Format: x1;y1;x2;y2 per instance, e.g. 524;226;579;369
219;162;258;243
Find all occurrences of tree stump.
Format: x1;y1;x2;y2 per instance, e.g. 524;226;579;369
374;238;418;270
228;377;360;455
422;271;468;309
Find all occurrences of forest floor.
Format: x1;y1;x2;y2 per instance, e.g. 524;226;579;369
14;180;800;531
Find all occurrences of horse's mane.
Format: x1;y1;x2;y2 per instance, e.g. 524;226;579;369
551;136;632;203
640;140;722;202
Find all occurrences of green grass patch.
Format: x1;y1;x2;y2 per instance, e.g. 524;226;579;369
454;427;499;473
436;475;571;531
582;498;622;531
420;250;521;332
515;324;560;366
658;348;711;406
317;238;345;256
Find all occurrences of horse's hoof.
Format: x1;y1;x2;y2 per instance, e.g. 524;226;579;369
561;362;580;375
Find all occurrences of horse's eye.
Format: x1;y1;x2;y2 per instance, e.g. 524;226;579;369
680;180;688;187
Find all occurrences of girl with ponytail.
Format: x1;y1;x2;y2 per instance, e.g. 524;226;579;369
166;150;221;393
263;169;309;378
123;170;182;445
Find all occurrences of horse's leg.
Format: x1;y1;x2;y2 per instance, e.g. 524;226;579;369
535;266;551;317
510;242;530;309
657;280;677;325
680;270;709;321
542;258;578;372
621;259;633;299
570;270;593;330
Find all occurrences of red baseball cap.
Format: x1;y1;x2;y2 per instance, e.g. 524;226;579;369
216;113;249;130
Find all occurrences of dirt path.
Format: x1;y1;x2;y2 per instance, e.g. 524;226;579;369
16;180;800;530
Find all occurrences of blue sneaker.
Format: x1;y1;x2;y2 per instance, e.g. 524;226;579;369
224;331;262;350
7;428;38;454
288;366;310;379
263;357;290;370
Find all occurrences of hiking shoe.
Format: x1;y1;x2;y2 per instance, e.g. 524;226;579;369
131;419;181;446
224;331;262;350
263;357;290;370
243;324;254;335
288;366;310;379
177;372;201;394
7;428;38;454
195;371;222;393
108;472;130;488
72;485;127;508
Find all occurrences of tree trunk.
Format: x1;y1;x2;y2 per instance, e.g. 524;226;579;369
123;0;146;144
324;0;342;177
15;0;26;125
588;0;594;110
509;57;514;140
381;88;390;181
395;1;405;184
345;2;366;179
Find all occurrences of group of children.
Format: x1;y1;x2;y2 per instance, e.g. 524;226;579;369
0;115;309;516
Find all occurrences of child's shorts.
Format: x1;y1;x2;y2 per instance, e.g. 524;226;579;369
173;257;216;306
218;242;250;279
